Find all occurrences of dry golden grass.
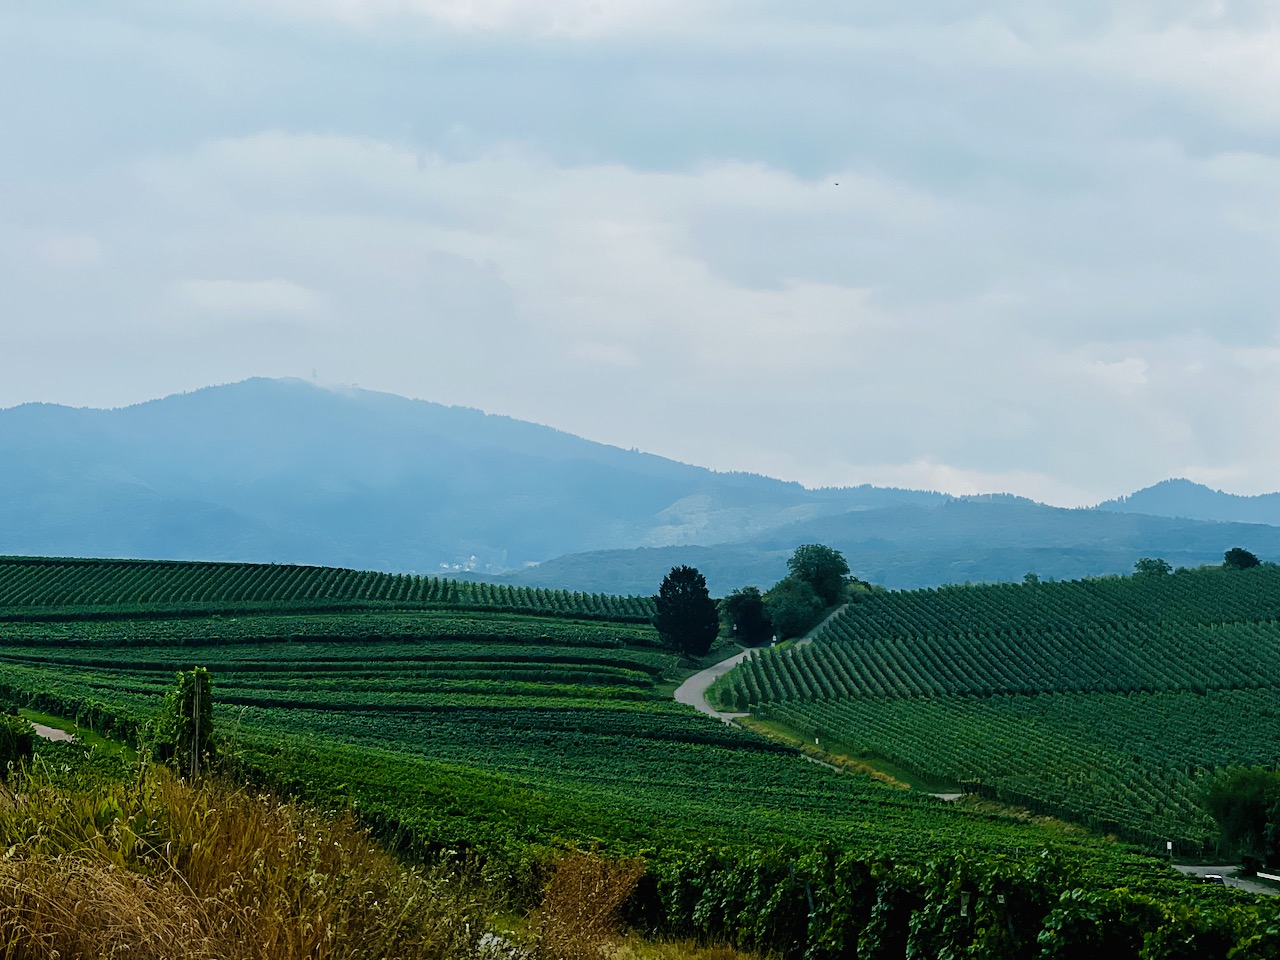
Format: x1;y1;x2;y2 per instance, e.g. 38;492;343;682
0;762;491;960
533;853;645;960
609;938;765;960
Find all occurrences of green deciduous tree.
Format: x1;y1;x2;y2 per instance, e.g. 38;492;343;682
763;577;824;640
786;544;851;606
1134;557;1172;577
652;566;720;658
721;586;773;646
1224;547;1261;570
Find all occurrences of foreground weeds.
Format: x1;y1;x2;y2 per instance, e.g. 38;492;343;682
611;939;763;960
0;758;492;959
534;853;645;960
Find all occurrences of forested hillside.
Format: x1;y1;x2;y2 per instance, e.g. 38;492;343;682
0;378;933;576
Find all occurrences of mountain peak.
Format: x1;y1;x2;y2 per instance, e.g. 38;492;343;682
1098;478;1280;525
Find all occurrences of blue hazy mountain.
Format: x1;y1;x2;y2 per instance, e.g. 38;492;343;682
1096;478;1280;527
2;378;1275;592
509;498;1280;594
0;378;940;575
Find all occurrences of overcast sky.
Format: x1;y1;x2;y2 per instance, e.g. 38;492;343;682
4;1;1279;506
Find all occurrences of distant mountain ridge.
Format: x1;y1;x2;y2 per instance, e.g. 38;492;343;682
0;378;942;575
503;498;1280;594
1;378;1276;593
1096;478;1280;527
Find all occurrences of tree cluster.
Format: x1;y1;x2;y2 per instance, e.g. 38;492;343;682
1133;557;1172;577
720;586;773;646
762;544;857;640
653;543;863;656
1223;547;1261;570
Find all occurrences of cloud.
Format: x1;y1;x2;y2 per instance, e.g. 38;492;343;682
254;0;713;37
1086;357;1149;393
6;3;1280;505
33;233;102;269
137;133;893;382
173;278;328;319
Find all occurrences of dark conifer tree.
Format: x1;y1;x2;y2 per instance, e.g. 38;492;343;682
653;565;720;657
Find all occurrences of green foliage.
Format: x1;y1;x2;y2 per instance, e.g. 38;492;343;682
763;577;823;639
0;557;1276;959
157;667;216;779
724;565;1280;849
1134;556;1173;576
785;544;850;606
720;587;772;646
0;555;655;622
0;713;34;775
1200;767;1280;865
1224;547;1261;570
652;566;719;657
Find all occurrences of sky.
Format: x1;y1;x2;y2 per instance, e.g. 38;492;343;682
3;1;1280;507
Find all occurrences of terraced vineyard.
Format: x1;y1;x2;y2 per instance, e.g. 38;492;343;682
0;555;653;620
0;605;1120;860
722;564;1280;849
3;556;1276;957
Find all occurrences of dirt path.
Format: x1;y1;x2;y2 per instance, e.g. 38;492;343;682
31;722;76;742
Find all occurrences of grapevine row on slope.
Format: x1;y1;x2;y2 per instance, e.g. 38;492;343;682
726;618;1280;705
0;556;654;620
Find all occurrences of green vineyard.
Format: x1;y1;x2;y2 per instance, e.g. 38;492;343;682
0;555;654;620
0;595;1159;869
722;565;1280;848
0;555;1272;957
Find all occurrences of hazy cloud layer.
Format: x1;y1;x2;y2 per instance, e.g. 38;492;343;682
3;0;1279;505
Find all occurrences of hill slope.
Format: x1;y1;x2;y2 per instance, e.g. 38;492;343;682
1097;478;1280;526
0;378;938;574
510;498;1280;593
0;556;1272;957
722;564;1280;847
5;378;1280;592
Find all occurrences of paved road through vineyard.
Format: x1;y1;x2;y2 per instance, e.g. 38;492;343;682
675;604;850;720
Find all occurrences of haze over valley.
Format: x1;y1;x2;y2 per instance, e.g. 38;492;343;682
4;377;1277;594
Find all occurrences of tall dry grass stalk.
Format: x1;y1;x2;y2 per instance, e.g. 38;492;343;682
610;938;762;960
0;761;492;959
534;853;645;960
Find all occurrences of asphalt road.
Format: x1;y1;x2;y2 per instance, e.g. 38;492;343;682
673;648;751;721
673;604;850;721
1172;863;1278;896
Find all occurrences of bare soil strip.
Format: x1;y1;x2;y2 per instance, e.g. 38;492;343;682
31;723;76;743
